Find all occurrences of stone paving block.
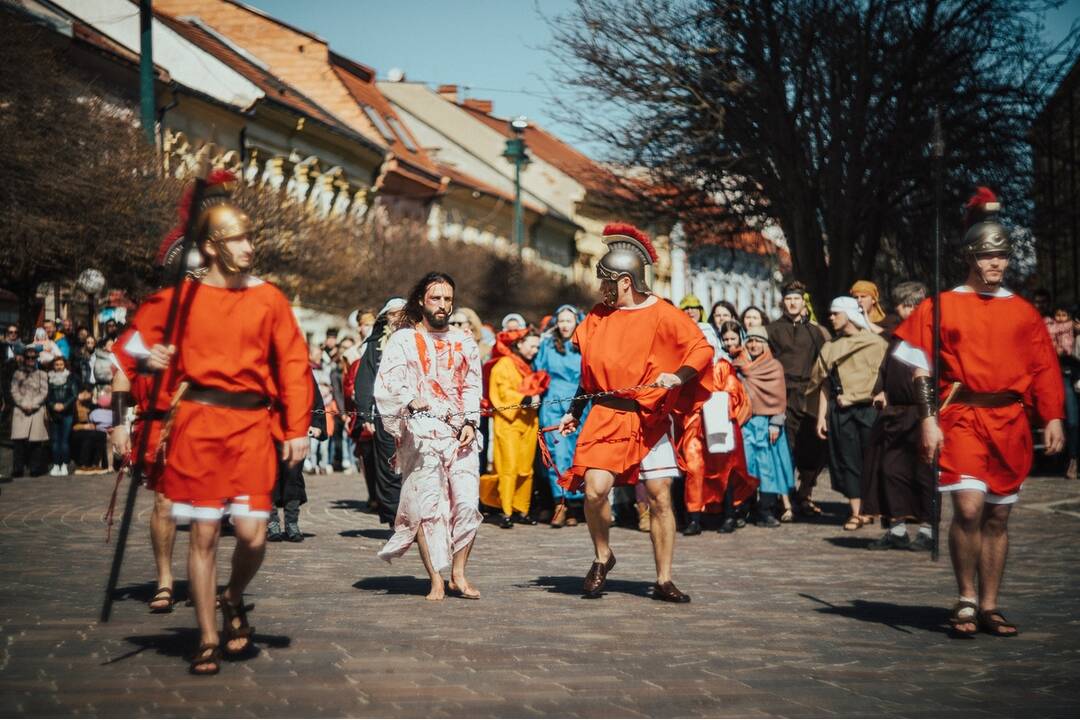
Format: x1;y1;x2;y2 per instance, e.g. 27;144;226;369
2;471;1080;716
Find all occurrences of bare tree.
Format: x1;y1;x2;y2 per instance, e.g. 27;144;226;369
0;7;178;332
548;0;1080;305
0;6;594;331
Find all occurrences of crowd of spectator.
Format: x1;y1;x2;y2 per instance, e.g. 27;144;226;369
3;318;122;478
7;278;1078;547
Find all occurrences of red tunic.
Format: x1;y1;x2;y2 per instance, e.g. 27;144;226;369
676;359;759;512
894;288;1063;496
133;279;312;510
562;299;713;488
113;320;176;487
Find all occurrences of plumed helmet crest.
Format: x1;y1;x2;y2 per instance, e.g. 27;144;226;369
602;222;658;264
963;186;1001;229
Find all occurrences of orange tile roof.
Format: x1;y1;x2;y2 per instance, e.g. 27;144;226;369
457;104;634;200
155;13;347;131
330;53;441;180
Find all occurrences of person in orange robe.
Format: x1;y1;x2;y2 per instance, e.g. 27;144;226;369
139;175;313;675
675;356;757;535
558;223;712;603
894;188;1064;638
109;215;213;614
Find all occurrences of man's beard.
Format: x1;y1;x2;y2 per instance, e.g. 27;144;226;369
423;307;450;329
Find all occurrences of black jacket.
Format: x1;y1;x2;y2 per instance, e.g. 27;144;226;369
46;372;79;418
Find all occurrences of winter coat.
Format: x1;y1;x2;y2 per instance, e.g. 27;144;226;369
11;367;49;441
46;370;79;420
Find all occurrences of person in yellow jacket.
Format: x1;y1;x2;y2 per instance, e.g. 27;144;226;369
480;328;548;528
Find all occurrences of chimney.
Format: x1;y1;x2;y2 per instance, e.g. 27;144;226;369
462;98;493;114
437;84;458;103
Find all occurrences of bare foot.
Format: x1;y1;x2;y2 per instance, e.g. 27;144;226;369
426;581;445;601
449;576;481;599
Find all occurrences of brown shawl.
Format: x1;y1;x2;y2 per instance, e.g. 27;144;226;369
734;347;787;416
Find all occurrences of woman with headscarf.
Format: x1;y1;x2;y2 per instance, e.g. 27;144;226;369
479;328;549;528
680;294;723;361
734;326;796;526
533;305;588;527
850;280;887;334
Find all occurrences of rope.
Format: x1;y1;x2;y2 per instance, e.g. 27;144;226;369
316;382;663;422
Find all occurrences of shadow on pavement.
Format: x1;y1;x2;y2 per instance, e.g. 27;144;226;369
799;593;950;635
528;575;654;599
329;499;375;513
823;535;876;549
112;580;192;605
339;528;393;540
104;627;291;665
353;575;432;596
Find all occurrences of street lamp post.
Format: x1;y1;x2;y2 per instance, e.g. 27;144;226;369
502;116;531;257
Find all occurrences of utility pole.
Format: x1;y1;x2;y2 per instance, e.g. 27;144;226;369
139;0;155;144
503;116;531;257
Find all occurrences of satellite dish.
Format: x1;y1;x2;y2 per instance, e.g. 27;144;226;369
387;67;406;82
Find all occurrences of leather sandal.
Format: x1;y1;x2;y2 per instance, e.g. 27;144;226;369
189;643;221;676
582;552;616;598
949;600;979;637
149;587;175;614
977;608;1018;637
842;516;862;531
652;581;691;603
220;594;256;657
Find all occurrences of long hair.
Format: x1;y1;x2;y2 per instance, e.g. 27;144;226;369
740;305;767;328
551;305;582;355
400;272;456;329
709;300;739;334
718;320;743;346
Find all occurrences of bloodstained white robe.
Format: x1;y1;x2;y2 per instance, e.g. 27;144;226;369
374;325;483;572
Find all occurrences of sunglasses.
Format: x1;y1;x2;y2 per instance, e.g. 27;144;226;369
449;320;468;326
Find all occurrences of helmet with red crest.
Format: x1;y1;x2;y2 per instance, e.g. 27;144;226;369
597;222;658;295
959;186;1011;259
155;169;251;277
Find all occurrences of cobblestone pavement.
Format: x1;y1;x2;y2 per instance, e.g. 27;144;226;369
1;469;1079;718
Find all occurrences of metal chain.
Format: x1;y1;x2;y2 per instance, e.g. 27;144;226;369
313;382;663;422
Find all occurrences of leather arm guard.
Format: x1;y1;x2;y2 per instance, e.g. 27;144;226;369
674;365;700;385
569;385;588;420
111;390;132;428
913;375;936;419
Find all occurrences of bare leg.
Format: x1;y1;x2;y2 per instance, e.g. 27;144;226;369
220;516;267;653
450;538;479;597
977;503;1014;628
948;490;984;633
149;492;176;609
583;470;616;563
849;497;862;519
645;477;676;584
187;519;221;648
414;526;445;600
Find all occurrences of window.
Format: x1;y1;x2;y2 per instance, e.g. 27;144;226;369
387;117;418;152
361;105;395;143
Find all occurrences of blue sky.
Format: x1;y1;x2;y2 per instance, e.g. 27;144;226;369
245;0;1080;160
245;0;585;142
